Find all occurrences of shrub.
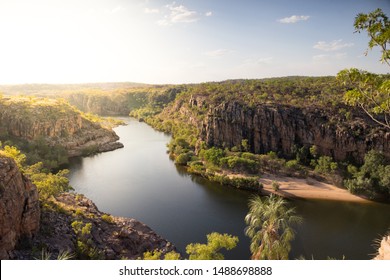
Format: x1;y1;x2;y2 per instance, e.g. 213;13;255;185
201;147;225;166
101;214;114;224
314;156;338;174
286;159;299;170
220;156;258;173
175;152;191;165
272;180;280;191
344;150;390;198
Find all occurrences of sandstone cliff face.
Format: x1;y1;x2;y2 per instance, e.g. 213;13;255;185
0;156;40;259
0;97;123;157
199;101;389;163
13;193;176;260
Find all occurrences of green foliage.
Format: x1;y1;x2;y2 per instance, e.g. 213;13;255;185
219;155;258;173
140;249;181;260
285;159;300;170
271;181;280;191
313;156;338;174
24;163;72;200
101;214;114;224
354;8;390;66
345;150;390;198
292;145;311;165
209;174;262;191
241;139;250;152
245;195;302;260
337;68;390;129
337;9;390;129
186;232;239;260
309;145;318;158
142;250;162;260
141;232;238;260
71;221;102;259
0;145;26;169
201;147;225;166
164;251;181;260
175;152;192;165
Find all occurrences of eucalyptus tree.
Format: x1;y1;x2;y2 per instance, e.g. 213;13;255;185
337;8;390;130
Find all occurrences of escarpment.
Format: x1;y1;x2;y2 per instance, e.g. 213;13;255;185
161;95;389;164
201;101;389;163
0;97;123;157
0;155;40;259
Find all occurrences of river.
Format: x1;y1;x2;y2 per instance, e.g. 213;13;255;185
68;118;390;260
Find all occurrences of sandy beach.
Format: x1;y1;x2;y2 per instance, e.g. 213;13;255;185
259;173;370;203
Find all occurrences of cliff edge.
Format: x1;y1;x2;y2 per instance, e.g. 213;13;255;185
0;96;123;157
0;155;40;259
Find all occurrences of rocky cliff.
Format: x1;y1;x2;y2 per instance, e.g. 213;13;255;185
199;101;389;163
0;97;123;157
12;193;176;260
0;155;40;259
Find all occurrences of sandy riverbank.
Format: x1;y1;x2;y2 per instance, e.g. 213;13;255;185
258;173;370;203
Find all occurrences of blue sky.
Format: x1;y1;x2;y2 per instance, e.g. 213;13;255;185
0;0;389;84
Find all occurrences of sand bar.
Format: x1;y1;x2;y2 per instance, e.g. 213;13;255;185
259;173;370;203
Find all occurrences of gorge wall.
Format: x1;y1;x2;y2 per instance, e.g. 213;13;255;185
201;101;390;163
0;97;123;157
166;96;390;164
0;155;40;259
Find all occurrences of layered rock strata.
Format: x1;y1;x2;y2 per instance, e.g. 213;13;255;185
0;156;40;259
198;101;389;163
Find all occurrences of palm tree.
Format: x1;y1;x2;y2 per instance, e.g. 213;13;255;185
244;194;302;260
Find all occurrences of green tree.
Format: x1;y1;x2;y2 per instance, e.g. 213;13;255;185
245;195;302;260
185;232;238;260
0;145;26;169
345;150;390;198
354;8;390;66
337;8;390;129
24;162;72;200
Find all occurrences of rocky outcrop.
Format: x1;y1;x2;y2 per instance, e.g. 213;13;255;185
12;193;176;260
374;235;390;260
0;155;40;259
0;97;123;157
200;101;389;163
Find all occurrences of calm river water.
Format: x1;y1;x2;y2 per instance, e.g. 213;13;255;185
68;118;390;260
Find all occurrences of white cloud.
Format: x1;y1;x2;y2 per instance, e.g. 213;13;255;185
144;8;159;14
278;15;310;24
204;49;234;57
313;39;354;52
205;11;212;17
313;53;347;61
158;3;199;26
